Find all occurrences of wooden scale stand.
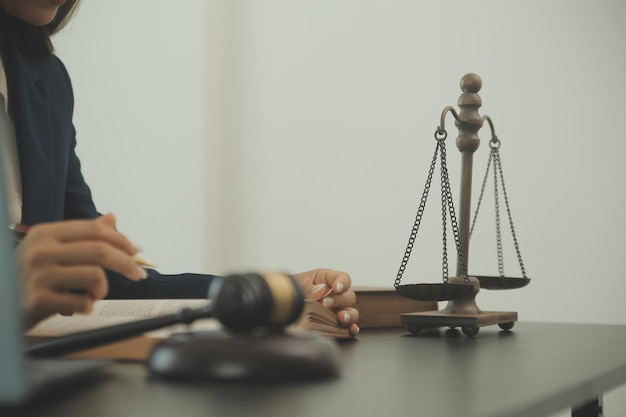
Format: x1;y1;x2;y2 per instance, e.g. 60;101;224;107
394;73;530;337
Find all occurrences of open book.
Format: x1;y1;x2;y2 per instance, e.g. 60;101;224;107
26;298;351;361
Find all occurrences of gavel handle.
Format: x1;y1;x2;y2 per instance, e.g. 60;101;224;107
24;306;213;357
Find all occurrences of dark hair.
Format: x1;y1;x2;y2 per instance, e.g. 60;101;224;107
0;0;81;55
40;0;82;52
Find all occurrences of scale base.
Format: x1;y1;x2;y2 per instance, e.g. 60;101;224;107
401;310;517;337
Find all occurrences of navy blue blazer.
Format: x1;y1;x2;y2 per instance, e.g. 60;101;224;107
1;11;215;299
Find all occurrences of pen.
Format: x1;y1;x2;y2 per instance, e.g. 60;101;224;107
8;223;156;268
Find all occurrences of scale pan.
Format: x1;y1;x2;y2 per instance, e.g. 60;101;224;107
476;276;530;290
395;283;475;301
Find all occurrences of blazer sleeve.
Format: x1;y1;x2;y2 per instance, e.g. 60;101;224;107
63;126;100;220
105;270;215;300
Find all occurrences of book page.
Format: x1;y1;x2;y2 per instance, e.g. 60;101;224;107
89;299;211;318
296;300;351;339
26;299;213;338
26;299;351;339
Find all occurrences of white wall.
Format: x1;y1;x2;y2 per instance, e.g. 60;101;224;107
54;1;626;416
53;0;222;274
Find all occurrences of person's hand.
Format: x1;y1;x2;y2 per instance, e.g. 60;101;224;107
293;268;359;336
16;213;147;329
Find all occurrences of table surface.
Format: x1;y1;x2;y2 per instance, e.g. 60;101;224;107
10;321;626;417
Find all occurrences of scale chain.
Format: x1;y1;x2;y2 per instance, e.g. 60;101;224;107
493;149;527;278
494;148;504;276
440;141;450;283
394;129;469;287
471;140;527;279
470;150;492;238
394;141;439;287
440;139;469;282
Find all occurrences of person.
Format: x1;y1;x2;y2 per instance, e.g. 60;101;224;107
0;0;359;334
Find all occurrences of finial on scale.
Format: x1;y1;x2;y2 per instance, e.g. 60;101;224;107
460;73;482;93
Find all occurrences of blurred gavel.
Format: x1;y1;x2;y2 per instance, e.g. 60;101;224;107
25;272;305;357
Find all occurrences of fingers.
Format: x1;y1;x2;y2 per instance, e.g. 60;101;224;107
24;265;109;304
316;269;352;294
319;287;356;310
25;292;96;328
20;219;147;281
295;268;352;296
96;212;117;228
321;293;360;335
30;215;139;257
22;268;107;328
32;290;97;317
337;306;359;325
294;268;360;336
17;216;149;329
44;265;109;300
330;307;360;337
50;241;146;281
294;268;355;309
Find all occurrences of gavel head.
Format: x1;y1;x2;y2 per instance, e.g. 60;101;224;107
208;272;305;332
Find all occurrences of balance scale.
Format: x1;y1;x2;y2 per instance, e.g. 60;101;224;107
394;73;530;337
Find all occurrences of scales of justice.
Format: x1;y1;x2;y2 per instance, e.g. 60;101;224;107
394;73;530;337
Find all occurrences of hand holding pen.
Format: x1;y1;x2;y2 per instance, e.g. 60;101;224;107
10;220;156;269
12;213;155;330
